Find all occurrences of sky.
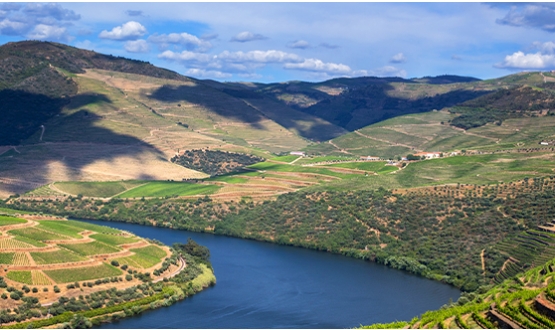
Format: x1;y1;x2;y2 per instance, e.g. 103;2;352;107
1;2;555;83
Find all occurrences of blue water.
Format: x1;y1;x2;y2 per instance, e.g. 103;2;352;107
85;220;460;329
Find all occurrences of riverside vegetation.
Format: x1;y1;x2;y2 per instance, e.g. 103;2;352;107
7;176;555;292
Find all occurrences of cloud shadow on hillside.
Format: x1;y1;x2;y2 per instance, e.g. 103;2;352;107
0;91;171;195
147;84;265;129
300;83;492;131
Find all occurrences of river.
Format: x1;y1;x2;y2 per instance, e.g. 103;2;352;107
84;220;460;329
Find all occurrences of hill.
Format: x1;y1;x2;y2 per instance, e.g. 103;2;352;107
0;40;554;202
309;108;555;159
249;75;491;131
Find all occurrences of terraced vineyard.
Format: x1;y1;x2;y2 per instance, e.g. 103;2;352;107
369;257;555;329
0;215;182;305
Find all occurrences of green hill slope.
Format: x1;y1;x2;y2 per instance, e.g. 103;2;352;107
364;257;555;329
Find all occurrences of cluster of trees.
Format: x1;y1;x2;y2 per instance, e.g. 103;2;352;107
171;149;263;176
8;176;555;291
450;85;555;129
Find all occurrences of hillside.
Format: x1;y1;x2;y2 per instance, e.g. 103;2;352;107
311;108;555;159
2;41;555;200
364;257;555;329
250;76;491;131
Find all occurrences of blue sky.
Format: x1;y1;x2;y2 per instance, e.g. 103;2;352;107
1;2;555;82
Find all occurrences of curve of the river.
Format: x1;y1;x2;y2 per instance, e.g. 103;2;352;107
83;220;460;329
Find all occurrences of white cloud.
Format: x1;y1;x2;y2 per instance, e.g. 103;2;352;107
390;52;406;63
230;31;267;42
287;40;311;49
125;39;149;53
369;66;407;78
185;68;232;79
148;32;212;52
22;3;80;21
158;50;213;63
496;41;555;70
159;47;370;78
26;24;70;42
216;50;302;63
495;51;555;69
284;58;353;75
0;18;27;35
99;21;146;40
531;41;555;54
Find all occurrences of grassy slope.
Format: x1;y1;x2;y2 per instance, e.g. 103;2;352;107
116;181;220;198
312;109;555;158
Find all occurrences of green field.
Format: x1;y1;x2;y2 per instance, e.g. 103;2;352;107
205;175;249;184
0;216;27;226
62;220;122;235
6;270;33;284
60;241;120;256
14;236;46;247
0;208;35;215
117;245;167;269
36;221;84;238
53;181;144;198
0;252;14;264
30;248;86;265
44;263;122;283
132;245;167;259
116;181;220;198
89;233;139;246
325;161;397;173
247;162;358;179
9;227;68;241
269;155;300;162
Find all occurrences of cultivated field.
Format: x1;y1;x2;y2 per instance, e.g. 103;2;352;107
313;110;555;159
0;215;178;306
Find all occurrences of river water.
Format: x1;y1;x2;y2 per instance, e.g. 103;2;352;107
85;220;460;329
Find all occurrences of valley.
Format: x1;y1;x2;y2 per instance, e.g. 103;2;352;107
2;40;555;328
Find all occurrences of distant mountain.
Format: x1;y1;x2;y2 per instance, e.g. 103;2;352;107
411;74;481;84
252;75;490;131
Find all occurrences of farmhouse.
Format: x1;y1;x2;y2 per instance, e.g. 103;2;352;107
290;151;305;156
414;152;441;159
540;141;550;146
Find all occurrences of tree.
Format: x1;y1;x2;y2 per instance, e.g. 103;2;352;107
173;238;210;262
70;314;92;329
